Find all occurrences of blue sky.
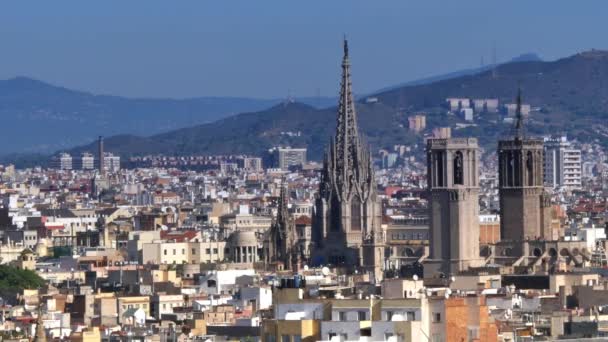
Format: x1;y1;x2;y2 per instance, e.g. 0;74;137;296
0;1;606;98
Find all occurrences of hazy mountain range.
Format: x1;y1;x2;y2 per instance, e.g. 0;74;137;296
0;77;336;154
4;51;608;167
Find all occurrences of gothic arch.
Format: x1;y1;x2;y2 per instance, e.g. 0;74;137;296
453;151;464;185
350;196;362;231
526;151;534;186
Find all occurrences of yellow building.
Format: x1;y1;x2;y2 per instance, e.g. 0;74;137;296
142;241;227;265
261;319;321;342
16;249;36;271
70;327;101;342
264;287;432;342
117;296;150;324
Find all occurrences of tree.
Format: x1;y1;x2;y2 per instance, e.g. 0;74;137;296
0;265;45;304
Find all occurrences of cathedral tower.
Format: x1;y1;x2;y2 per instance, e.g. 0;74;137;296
266;180;298;271
426;137;483;275
312;39;383;278
498;89;552;242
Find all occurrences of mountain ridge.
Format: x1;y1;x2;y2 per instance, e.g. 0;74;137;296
3;50;608;167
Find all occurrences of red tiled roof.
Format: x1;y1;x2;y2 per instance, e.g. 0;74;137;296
160;230;198;242
295;216;311;225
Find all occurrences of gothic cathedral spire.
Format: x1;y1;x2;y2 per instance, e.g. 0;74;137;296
313;39;383;280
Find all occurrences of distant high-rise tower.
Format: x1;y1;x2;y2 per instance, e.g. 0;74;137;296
498;89;552;241
426;137;483;275
312;39;384;281
98;135;105;175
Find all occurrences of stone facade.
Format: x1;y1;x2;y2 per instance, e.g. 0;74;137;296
266;181;299;271
312;40;384;281
426;138;483;275
498;93;552;241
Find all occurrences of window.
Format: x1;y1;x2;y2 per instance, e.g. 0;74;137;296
407;311;416;321
192;248;196;255
182;249;185;255
468;327;480;340
281;335;290;342
163;304;166;309
265;334;276;342
213;248;218;254
173;249;176;255
164;249;167;255
386;311;393;321
433;312;441;323
384;333;394;340
338;311;346;321
358;311;367;320
206;248;211;255
292;335;301;342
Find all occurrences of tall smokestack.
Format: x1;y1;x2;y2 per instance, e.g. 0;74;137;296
98;135;105;175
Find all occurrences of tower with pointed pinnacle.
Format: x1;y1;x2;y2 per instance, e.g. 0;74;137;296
312;39;384;280
498;88;552;245
266;179;298;271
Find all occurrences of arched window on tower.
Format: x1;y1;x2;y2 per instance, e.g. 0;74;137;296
351;196;362;231
507;152;515;187
526;151;534;186
436;151;445;187
453;151;464;185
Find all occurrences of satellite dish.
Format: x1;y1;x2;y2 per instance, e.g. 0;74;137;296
444;292;450;299
450;276;456;283
413;274;419;281
322;267;330;276
303;265;309;271
446;288;452;296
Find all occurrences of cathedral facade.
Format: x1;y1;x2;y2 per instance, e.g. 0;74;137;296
312;40;384;281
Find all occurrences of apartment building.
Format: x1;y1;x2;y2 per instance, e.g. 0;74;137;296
142;240;227;265
544;136;582;189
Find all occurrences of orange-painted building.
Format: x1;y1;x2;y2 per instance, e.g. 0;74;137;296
445;296;498;342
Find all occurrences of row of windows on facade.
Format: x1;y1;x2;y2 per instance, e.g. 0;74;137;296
390;232;427;240
332;310;416;321
268;332;410;341
122;303;147;310
163;248;221;255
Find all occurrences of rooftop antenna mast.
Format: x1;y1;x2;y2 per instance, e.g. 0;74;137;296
491;42;498;79
513;85;524;140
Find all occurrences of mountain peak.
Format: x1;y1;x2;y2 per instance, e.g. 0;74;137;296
576;49;608;59
508;53;542;63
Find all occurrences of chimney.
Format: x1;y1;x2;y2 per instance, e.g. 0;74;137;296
98;136;105;175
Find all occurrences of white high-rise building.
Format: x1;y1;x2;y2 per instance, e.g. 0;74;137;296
103;153;121;172
58;153;73;170
544;136;582;189
268;147;307;170
80;153;95;170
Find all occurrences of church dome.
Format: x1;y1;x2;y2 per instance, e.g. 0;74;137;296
229;231;258;247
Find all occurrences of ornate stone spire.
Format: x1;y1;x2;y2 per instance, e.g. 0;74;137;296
324;38;375;204
276;178;289;231
267;178;296;269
